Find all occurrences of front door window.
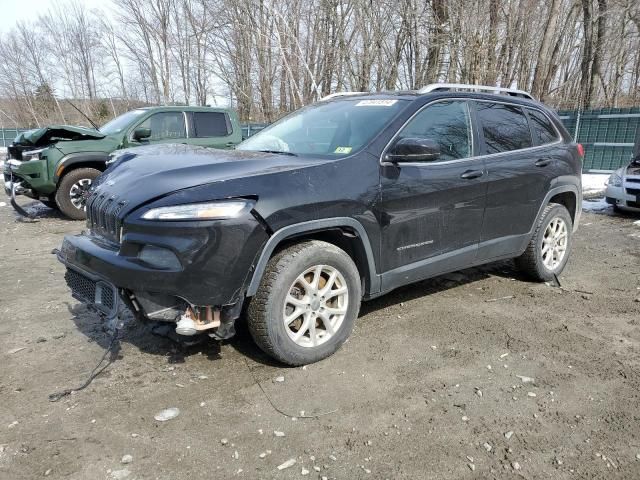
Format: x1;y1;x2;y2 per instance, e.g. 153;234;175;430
396;101;473;161
137;112;186;141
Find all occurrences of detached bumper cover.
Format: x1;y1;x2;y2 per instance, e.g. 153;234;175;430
3;167;38;218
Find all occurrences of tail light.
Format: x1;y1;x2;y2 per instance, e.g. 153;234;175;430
576;143;585;158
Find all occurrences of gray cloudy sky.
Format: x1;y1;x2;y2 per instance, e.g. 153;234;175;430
0;0;107;32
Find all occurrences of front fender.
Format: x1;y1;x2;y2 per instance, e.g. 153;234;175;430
245;217;381;297
54;151;111;181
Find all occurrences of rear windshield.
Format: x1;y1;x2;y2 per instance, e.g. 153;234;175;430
237;98;409;157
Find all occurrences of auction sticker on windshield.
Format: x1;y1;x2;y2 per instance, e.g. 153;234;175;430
334;147;353;154
355;99;398;107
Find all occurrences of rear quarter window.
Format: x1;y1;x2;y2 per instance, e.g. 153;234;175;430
192;112;231;137
526;108;560;145
476;102;532;154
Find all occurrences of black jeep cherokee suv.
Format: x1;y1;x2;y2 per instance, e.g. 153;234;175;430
56;85;582;365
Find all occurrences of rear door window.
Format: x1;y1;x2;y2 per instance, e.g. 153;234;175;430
476;102;532;154
526;108;559;145
192;112;230;137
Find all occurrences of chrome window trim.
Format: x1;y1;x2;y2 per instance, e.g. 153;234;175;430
380;97;563;167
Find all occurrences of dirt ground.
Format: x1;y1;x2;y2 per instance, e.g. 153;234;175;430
1;200;640;480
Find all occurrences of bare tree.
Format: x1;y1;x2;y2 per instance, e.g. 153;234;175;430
1;0;640;128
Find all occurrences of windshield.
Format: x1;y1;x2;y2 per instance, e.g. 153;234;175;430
237;98;408;157
100;109;147;135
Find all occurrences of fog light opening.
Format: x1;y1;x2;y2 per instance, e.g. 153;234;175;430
138;245;181;270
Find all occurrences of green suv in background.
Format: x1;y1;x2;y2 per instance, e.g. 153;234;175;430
3;106;242;219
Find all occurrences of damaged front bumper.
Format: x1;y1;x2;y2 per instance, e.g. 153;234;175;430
64;260;120;319
4;170;36;218
54;228;255;339
3;159;48;217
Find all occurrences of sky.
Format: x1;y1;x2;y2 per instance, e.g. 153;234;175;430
0;0;107;33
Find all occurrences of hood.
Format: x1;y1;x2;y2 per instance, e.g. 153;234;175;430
15;125;105;146
93;143;325;211
626;162;640;177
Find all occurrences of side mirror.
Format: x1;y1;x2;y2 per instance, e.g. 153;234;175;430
133;127;152;141
386;137;440;162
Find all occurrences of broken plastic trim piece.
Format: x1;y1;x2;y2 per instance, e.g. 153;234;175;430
175;306;221;336
10;181;37;220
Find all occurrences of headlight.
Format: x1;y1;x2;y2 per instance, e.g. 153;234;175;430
22;148;47;161
141;200;250;221
607;173;622;187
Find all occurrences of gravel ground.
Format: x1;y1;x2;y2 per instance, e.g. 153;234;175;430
1;200;640;480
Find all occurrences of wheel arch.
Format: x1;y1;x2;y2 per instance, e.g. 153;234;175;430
536;184;581;232
246;218;380;298
549;191;577;224
54;152;110;182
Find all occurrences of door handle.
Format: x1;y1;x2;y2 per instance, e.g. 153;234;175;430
535;159;552;167
460;169;484;180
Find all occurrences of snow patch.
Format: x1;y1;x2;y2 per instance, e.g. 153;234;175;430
582;197;612;213
582;173;609;198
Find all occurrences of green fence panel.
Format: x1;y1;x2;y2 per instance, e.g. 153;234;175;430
0;128;29;148
241;123;268;139
558;107;640;171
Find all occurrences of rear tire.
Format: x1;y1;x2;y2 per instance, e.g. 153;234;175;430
55;168;101;220
515;203;573;281
247;240;362;366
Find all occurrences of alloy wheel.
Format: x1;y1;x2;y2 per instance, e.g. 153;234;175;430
283;264;349;348
69;179;93;210
541;217;568;270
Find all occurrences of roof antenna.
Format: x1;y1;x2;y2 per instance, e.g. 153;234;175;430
65;99;100;130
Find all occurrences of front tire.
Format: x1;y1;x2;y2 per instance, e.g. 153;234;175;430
515;203;573;281
247;240;362;366
41;196;58;210
55;168;101;220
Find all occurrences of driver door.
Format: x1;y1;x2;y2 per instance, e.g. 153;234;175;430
378;100;487;290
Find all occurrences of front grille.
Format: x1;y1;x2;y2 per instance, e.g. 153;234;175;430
86;192;126;243
626;187;640;196
628;201;640;209
64;268;117;316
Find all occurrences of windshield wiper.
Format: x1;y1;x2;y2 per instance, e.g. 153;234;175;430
257;150;298;156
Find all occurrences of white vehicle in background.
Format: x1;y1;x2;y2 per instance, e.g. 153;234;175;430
605;157;640;213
